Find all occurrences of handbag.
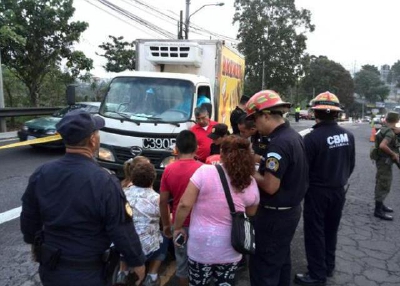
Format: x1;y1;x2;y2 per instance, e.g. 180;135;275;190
216;165;256;255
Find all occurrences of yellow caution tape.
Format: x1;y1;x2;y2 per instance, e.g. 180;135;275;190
0;134;62;149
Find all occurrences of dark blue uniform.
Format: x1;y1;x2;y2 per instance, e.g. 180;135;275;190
303;121;355;281
250;132;268;156
250;123;308;286
20;153;145;286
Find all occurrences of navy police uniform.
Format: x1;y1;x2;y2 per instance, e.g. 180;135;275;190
302;121;355;281
20;110;145;286
21;154;145;286
250;132;268;156
249;123;308;286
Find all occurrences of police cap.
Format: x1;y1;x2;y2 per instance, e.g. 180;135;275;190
56;109;105;145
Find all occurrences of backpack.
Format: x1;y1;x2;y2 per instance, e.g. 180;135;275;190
370;128;392;160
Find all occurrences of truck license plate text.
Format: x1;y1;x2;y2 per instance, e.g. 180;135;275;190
142;138;176;149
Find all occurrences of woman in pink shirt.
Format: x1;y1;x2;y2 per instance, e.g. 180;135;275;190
173;136;260;286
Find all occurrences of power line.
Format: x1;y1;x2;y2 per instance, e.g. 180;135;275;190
123;0;214;38
83;0;161;38
131;0;239;43
95;0;176;39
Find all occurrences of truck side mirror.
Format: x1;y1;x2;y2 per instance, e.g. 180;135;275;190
66;85;76;106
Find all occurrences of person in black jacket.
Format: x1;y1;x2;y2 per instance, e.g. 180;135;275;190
20;110;145;286
295;92;355;286
230;95;249;135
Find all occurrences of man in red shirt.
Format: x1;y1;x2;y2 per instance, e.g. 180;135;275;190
190;105;217;162
160;130;203;286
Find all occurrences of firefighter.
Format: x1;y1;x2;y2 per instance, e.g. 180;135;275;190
295;92;355;285
246;90;309;286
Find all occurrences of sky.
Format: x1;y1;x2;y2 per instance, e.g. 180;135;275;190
72;0;400;77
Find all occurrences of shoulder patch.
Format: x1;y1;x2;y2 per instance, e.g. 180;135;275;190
266;157;279;171
267;152;282;160
125;202;133;218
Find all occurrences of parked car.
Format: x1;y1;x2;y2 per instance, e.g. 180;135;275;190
17;102;101;148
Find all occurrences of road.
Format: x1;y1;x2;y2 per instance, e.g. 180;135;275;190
0;120;399;286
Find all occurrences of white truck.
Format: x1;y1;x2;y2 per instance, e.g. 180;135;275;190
96;39;245;185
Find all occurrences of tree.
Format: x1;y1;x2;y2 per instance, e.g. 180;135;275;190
390;60;400;88
0;0;93;106
98;36;136;72
354;65;389;103
233;0;314;97
2;65;29;107
300;56;354;107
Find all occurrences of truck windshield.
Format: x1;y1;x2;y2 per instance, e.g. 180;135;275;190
100;77;195;122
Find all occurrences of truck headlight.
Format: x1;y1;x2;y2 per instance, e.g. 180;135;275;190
160;156;175;168
98;147;115;162
22;125;28;131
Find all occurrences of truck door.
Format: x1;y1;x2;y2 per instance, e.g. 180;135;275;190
196;85;213;120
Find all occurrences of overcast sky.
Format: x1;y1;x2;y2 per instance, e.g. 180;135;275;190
73;0;400;77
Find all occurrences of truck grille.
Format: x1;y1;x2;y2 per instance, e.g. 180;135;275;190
113;146;169;166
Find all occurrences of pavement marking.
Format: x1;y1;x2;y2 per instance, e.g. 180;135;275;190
0;206;21;224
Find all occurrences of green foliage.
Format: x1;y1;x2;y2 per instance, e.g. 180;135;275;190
390;60;400;88
2;66;29;107
0;0;93;106
98;36;136;72
354;65;389;102
361;64;380;76
233;0;314;97
300;56;354;107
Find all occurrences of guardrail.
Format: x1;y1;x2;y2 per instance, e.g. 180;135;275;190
0;107;60;118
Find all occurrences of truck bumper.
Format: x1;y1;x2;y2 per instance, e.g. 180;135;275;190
97;160;164;191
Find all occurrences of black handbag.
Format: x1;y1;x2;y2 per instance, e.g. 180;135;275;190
216;165;256;255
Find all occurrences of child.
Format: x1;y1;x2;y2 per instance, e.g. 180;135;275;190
116;161;168;286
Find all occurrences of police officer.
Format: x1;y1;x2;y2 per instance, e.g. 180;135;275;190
295;105;301;122
246;90;308;286
372;111;400;220
20;110;146;286
295;92;355;286
230;95;249;134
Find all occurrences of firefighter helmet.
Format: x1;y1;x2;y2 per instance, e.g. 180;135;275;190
311;92;343;112
245;90;291;118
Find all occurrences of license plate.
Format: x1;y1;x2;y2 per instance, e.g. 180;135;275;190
27;135;36;140
142;138;176;149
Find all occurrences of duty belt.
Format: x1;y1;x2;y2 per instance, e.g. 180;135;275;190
263;205;292;211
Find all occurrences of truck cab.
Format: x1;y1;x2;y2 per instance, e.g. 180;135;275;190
96;71;213;185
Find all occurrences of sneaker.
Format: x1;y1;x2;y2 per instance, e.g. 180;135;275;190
114;271;127;285
142;274;161;286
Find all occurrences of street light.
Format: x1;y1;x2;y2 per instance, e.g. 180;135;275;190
185;2;224;39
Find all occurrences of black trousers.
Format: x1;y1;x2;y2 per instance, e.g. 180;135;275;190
303;186;345;280
249;205;301;286
39;265;106;286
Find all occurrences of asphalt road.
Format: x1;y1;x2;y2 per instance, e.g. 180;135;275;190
1;120;399;286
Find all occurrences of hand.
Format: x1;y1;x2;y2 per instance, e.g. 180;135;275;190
130;265;146;286
173;228;187;247
163;225;172;238
392;153;400;163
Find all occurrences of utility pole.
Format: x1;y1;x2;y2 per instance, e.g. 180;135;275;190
0;52;6;132
185;0;190;39
261;61;265;90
